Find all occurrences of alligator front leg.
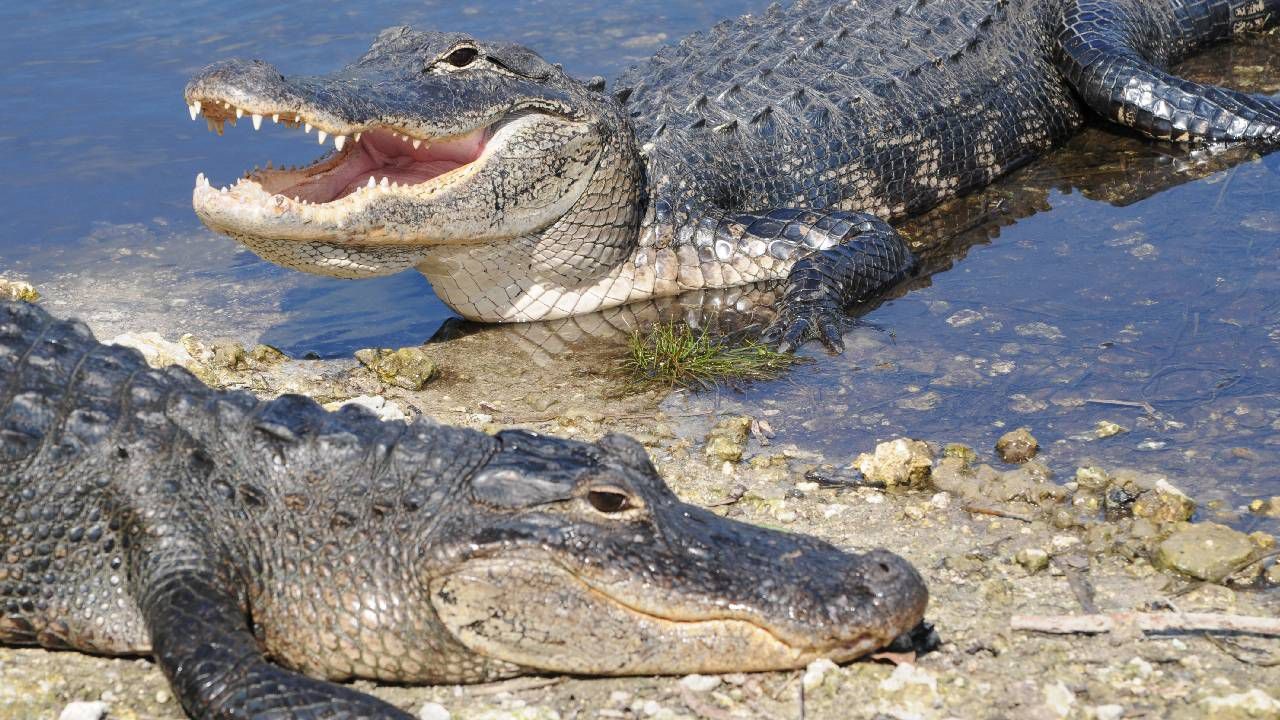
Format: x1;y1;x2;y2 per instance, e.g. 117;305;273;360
738;210;916;353
137;552;412;719
1057;0;1280;143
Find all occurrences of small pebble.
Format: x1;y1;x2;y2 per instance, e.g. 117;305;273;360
1016;547;1050;573
680;674;721;693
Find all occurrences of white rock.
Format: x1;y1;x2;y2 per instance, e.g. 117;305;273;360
879;663;938;694
327;395;407;422
418;702;451;720
1200;689;1280;718
110;332;196;370
803;657;839;691
1043;682;1076;718
59;702;109;720
1091;705;1124;720
680;674;721;692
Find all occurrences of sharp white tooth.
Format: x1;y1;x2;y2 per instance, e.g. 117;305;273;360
412;139;421;149
196;172;205;186
221;186;228;193
251;114;262;130
366;176;376;189
293;196;300;203
354;132;362;142
235;107;244;119
188;103;200;121
379;177;389;189
317;130;327;144
334;135;346;151
223;101;230;109
265;160;273;169
272;113;280;123
304;123;312;133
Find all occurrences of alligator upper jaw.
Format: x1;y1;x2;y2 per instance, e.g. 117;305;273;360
186;97;495;232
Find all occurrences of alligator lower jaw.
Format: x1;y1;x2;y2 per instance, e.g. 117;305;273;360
188;99;491;232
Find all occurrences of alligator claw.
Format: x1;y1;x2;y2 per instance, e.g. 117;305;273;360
763;305;845;355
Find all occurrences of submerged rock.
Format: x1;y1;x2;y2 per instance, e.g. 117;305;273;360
356;347;439;391
1155;523;1255;581
855;438;933;490
704;416;752;463
1248;497;1280;518
996;428;1039;463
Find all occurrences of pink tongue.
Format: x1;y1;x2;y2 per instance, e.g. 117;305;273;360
284;128;486;202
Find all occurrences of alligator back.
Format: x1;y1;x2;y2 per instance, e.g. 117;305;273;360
0;301;189;653
0;301;495;678
619;0;1084;219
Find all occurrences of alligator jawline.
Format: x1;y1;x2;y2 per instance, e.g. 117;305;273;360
188;99;491;208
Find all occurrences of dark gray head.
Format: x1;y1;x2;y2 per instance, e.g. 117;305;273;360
427;430;928;675
185;27;643;296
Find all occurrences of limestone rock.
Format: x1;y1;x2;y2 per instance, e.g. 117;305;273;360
250;343;288;364
111;331;197;371
1155;523;1256;580
0;278;39;302
356;347;438;391
855;438;933;490
704;416;752;463
1199;689;1280;719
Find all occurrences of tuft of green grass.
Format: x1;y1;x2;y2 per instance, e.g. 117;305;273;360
619;323;807;391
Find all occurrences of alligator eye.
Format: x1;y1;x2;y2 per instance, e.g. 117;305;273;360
587;489;632;514
441;47;479;68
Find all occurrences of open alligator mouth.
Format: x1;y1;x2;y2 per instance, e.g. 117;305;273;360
186;98;490;212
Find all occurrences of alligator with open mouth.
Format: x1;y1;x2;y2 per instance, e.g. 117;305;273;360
0;300;927;719
184;0;1280;352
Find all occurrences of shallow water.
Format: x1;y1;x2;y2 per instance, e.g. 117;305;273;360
0;0;744;350
1;4;1277;516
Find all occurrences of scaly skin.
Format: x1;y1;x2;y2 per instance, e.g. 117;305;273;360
185;0;1280;352
0;300;927;719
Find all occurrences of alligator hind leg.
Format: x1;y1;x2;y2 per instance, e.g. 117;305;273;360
1056;0;1280;142
138;558;413;719
751;211;916;353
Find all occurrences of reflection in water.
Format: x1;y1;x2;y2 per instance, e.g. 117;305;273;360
0;3;1278;517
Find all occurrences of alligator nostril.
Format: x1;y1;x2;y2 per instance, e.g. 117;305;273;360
877;561;892;574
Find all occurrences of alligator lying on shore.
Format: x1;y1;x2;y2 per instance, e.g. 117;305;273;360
0;300;927;719
184;0;1280;351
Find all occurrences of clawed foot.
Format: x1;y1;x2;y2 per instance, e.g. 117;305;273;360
761;303;845;354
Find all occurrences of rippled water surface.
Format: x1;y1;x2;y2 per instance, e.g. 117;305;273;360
1;3;1278;516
